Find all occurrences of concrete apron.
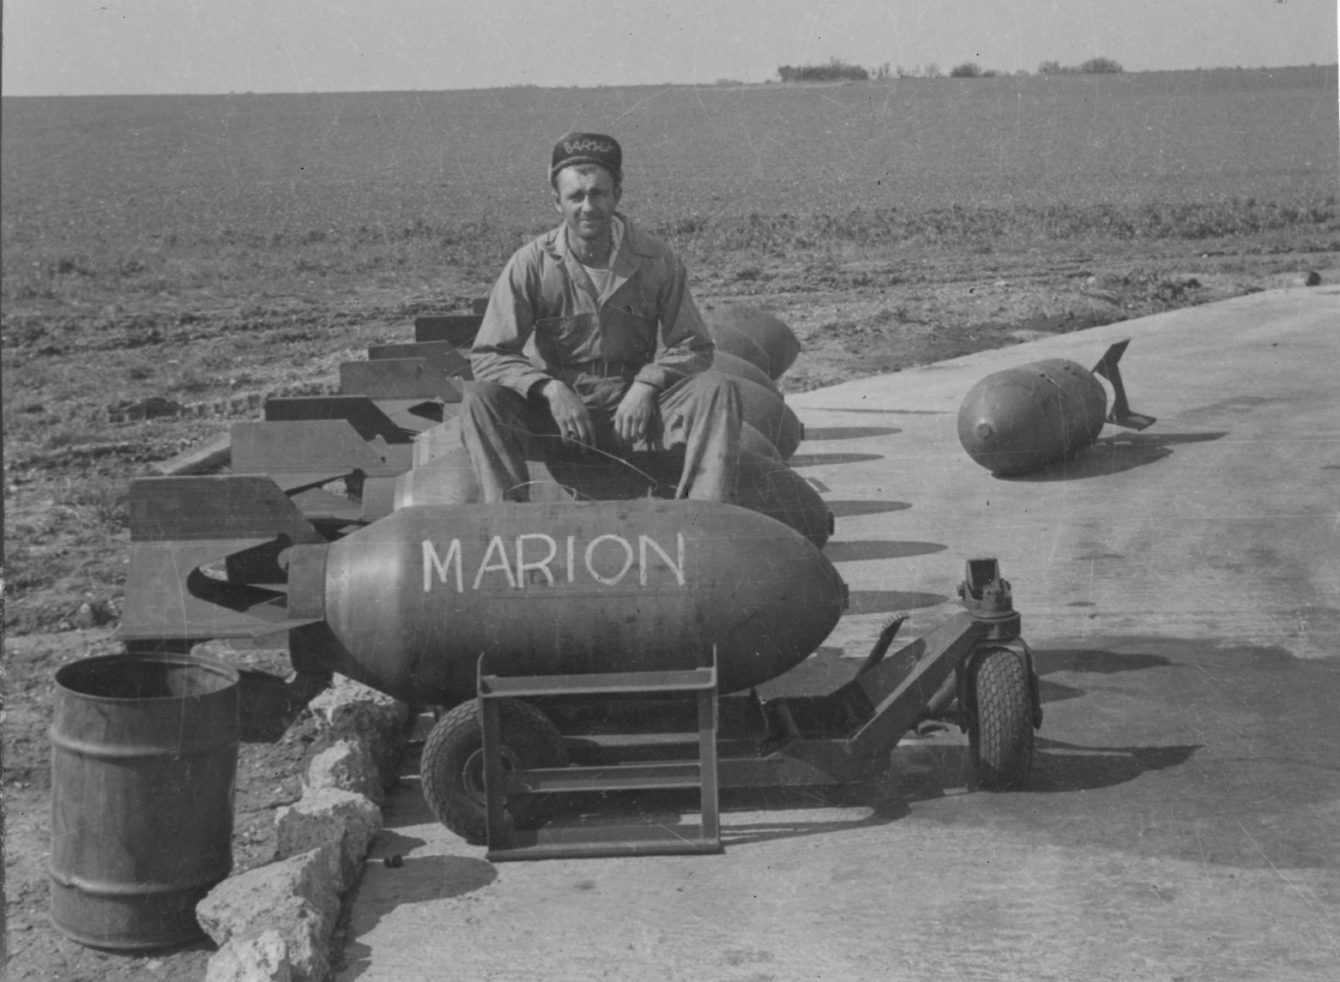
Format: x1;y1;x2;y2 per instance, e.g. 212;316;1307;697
338;287;1340;982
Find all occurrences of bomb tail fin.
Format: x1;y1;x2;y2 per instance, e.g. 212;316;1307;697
1092;341;1156;431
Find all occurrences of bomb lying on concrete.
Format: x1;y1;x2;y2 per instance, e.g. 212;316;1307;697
119;477;847;704
957;340;1156;475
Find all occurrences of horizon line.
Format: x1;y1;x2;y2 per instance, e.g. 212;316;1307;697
2;63;1335;100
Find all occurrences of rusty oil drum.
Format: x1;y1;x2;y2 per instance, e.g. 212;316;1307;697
49;653;239;950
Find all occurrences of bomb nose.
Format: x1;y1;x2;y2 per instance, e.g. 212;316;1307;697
975;420;995;443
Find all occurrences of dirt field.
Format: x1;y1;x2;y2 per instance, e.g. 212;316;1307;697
3;66;1338;978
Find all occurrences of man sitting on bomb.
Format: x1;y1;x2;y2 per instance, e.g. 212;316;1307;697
461;131;741;503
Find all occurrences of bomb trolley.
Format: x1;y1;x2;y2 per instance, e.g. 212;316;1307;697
420;558;1041;861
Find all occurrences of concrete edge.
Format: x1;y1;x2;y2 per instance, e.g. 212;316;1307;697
197;676;411;982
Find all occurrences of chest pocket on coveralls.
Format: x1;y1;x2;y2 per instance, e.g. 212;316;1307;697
603;297;659;363
535;313;598;362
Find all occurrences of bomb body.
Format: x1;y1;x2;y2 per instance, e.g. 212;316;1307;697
957;342;1154;476
293;500;847;703
958;359;1107;475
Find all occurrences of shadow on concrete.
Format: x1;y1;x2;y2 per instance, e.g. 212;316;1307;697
827;499;912;518
1027;738;1202;793
847;590;949;614
896;739;1200;797
1032;647;1173;676
804;406;947;415
369;854;494;903
1037;678;1086;704
1181;395;1281;419
370;828;428;859
1002;431;1228;482
379;775;439;830
802;426;901;441
825;540;948;562
340;855;497;980
720;791;911;848
787;452;885;467
528;784;911;851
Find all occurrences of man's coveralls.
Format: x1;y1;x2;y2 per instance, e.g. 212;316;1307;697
461;216;741;503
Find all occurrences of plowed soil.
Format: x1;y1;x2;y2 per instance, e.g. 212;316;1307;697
4;67;1338;978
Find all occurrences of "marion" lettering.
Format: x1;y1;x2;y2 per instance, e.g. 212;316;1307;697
423;533;685;593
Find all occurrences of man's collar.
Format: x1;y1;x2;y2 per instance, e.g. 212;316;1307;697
605;215;625;266
544;213;655;262
616;215;658;257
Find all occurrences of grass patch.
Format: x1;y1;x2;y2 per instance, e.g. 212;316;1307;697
4;197;1332;303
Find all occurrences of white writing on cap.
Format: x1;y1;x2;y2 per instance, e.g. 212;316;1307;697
563;138;614;155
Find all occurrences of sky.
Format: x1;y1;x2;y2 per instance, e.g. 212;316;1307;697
2;0;1337;96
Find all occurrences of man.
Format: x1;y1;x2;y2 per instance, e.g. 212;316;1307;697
461;131;742;503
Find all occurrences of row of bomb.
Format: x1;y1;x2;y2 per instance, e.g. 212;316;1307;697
222;303;832;549
389;304;835;549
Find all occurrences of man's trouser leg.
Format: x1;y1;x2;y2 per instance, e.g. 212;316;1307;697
460;382;548;502
657;371;742;502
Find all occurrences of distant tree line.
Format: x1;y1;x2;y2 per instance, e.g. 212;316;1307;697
949;62;999;78
776;55;1124;83
777;58;870;83
1038;57;1124;75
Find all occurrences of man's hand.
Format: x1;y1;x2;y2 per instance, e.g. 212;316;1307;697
614;381;658;448
542;380;595;448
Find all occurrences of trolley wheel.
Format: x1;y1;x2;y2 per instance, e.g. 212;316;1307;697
420;698;568;844
965;646;1034;790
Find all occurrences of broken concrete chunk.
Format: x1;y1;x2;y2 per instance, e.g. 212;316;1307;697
307;675;410;785
205;930;292;982
197;847;340;982
275;788;383;892
305;737;384;802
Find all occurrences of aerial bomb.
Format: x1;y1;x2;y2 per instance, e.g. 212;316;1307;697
120;481;847;704
394;433;831;548
711;350;779;393
732;449;832;548
707;305;801;381
739;421;783;461
707;323;773;378
957;340;1155;476
724;373;803;460
395;440;480;508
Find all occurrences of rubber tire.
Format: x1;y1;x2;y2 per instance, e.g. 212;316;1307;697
966;647;1034;790
420;698;568;844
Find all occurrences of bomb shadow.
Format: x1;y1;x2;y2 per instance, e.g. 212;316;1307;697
827;499;912;518
998;431;1228;482
787;452;885;467
517;783;912;852
802;426;901;440
390;750;910;853
1024;645;1175;709
1027;738;1202;793
825;540;948;562
893;739;1200;797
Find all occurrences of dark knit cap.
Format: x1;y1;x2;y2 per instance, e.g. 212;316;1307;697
549;132;622;182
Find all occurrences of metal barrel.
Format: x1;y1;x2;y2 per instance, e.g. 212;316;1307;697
49;653;239;950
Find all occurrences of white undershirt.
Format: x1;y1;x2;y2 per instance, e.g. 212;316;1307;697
579;216;623;298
